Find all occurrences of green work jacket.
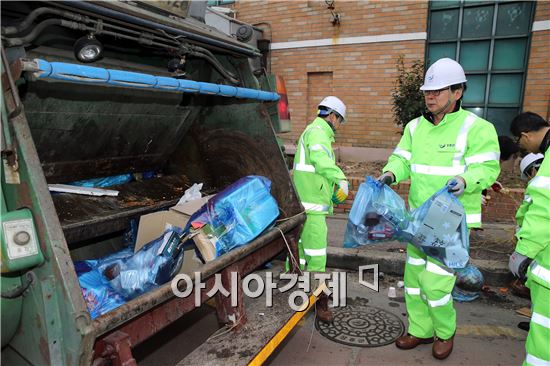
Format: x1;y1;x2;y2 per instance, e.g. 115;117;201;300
293;118;346;215
515;149;550;289
384;107;501;228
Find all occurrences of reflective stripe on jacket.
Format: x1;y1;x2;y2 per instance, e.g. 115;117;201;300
516;150;550;289
384;108;500;228
293;117;346;214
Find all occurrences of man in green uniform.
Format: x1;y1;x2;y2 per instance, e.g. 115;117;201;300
509;112;550;366
379;58;500;359
292;96;349;323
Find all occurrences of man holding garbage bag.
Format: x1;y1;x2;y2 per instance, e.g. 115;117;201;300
292;96;349;323
379;58;500;359
509;112;550;366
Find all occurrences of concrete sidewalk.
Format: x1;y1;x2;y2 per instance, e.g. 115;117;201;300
325;214;514;286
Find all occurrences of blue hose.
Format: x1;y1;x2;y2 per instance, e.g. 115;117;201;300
33;59;279;101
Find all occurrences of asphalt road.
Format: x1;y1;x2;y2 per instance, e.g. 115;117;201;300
134;262;530;366
268;269;529;366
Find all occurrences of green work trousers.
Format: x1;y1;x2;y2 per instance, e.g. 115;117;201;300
404;243;457;340
287;213;328;272
523;277;550;366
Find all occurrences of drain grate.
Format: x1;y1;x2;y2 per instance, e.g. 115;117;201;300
315;299;404;347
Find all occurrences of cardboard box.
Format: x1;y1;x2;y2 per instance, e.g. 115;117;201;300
135;210;188;251
135;195;213;250
192;222;233;263
192;225;218;262
134;195;213;275
169;195;213;217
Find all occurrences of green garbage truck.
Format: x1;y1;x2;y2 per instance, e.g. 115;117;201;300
1;1;304;364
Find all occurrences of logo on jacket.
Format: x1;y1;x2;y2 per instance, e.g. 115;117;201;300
439;143;455;149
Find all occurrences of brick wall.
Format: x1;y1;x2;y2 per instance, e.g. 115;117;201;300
269;43;425;148
235;1;428;43
234;1;428;148
234;0;549;146
523;1;550;120
333;177;524;224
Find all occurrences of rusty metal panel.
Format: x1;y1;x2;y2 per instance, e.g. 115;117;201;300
2;84;93;366
22;80;194;183
93;224;302;362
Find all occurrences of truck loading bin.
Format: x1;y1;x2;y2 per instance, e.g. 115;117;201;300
1;2;304;365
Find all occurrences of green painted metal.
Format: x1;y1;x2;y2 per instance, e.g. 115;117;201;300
0;208;44;272
2;90;91;365
0;274;23;348
0;2;302;365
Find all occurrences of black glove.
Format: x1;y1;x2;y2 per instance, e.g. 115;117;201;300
377;171;395;186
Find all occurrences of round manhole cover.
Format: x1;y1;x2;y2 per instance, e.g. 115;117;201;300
315;299;405;347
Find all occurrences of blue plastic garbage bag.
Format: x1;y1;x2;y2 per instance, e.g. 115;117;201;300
184;176;279;257
452;264;484;302
74;247;134;273
97;227;185;299
123;219;139;249
74;227;185;317
344;176;409;247
408;188;469;269
69;173;133;188
78;268;126;319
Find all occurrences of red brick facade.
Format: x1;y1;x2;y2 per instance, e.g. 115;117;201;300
233;1;547;223
234;1;549;147
523;2;550;118
235;1;427;148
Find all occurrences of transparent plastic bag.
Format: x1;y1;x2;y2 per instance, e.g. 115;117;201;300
452;263;483;302
177;183;203;206
77;268;126;319
409;188;469;268
185;176;280;257
74;248;134;274
344;176;409;247
74;227;185;318
97;227;185;299
70;174;133;188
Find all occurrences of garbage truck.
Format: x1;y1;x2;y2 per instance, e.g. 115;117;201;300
1;1;304;364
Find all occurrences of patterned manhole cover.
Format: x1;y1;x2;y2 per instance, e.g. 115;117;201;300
315;299;404;347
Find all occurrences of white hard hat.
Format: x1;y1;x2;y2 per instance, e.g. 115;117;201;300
520;153;544;180
318;96;346;122
420;58;467;91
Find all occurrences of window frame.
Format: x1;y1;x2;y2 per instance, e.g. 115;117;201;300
425;1;536;133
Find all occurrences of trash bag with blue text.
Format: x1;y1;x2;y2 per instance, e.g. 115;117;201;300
74;227;185;317
344;176;410;247
408;187;469;269
97;227;185;299
76;264;126;319
185;175;280;257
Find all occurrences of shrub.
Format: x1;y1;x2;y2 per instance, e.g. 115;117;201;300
391;56;425;133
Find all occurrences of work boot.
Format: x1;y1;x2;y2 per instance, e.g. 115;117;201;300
316;293;334;324
432;335;454;360
395;333;434;349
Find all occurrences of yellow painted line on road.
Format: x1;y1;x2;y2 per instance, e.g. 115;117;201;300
248;283;326;366
456;325;525;340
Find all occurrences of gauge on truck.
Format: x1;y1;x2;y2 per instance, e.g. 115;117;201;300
1;208;44;273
